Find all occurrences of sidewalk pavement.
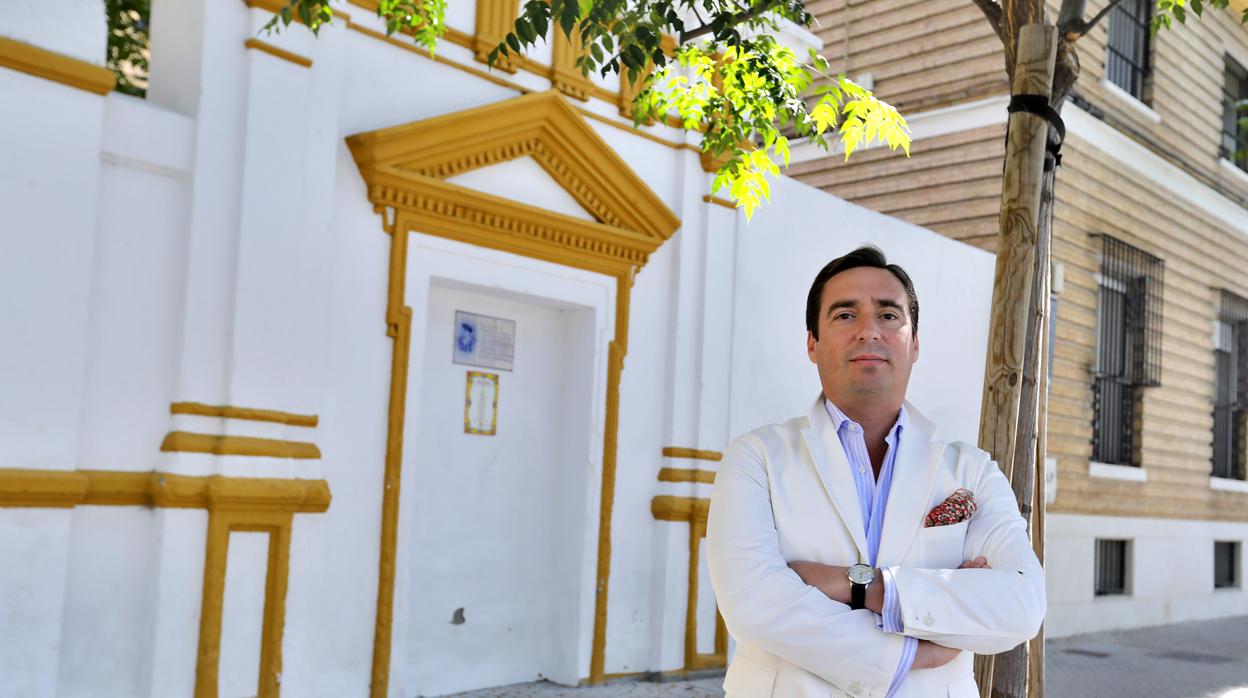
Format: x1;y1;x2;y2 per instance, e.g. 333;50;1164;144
450;615;1248;697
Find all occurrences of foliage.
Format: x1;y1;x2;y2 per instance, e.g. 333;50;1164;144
1153;0;1248;31
266;0;912;218
104;0;150;97
634;41;908;217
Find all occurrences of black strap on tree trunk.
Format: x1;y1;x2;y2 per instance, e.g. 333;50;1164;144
1007;94;1066;171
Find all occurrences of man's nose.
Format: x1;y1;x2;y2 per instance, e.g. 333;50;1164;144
854;316;881;341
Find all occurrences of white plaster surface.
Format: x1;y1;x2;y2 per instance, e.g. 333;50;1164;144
4;0;107;64
1046;513;1248;638
0;3;1031;696
219;531;270;698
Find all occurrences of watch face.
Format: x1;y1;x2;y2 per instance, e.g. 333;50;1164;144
847;564;875;585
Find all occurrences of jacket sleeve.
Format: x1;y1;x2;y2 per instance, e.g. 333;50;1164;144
887;445;1046;654
707;436;907;698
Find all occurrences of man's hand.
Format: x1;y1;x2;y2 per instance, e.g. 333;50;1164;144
913;640;960;669
959;556;991;569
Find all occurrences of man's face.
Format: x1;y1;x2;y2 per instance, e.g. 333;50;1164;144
807;267;919;408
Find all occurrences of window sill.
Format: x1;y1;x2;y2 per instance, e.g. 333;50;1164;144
1099;77;1162;124
1090;461;1147;482
1218;158;1248;190
1210;476;1248;493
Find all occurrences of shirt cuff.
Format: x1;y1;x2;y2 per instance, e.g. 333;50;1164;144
881;566;905;634
885;636;918;698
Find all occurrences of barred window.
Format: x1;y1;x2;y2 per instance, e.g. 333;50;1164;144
1106;0;1152;101
1224;58;1248;171
1095;539;1130;596
1092;235;1164;466
1213;291;1248;480
1215;541;1239;589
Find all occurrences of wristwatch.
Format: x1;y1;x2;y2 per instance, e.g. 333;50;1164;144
846;563;875;610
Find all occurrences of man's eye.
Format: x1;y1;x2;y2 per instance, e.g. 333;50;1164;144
834;312;853;320
881;312;899;320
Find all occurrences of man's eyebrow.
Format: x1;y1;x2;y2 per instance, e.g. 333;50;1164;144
826;299;859;315
826;298;904;315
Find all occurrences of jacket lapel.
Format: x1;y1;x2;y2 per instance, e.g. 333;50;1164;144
801;396;869;562
876;401;947;566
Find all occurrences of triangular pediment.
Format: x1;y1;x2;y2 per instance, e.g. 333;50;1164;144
346;91;679;275
446;156;597;222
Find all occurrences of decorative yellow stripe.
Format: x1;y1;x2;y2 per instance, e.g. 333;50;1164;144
662;447;723;462
0;37;115;95
345;22;526;94
658;468;716;484
171;402;319;427
650;495;711;523
0;468;331;512
244;0;352;21
243;38;313;68
702;195;736;210
576;108;702;155
160;432;322;459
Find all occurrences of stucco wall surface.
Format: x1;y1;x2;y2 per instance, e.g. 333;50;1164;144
0;3;995;695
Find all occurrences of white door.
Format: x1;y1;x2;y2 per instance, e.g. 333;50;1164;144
405;279;597;696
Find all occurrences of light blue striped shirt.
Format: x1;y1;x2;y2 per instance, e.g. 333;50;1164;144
824;399;917;698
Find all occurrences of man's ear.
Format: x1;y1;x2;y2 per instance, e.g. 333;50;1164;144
911;331;920;363
807;330;818;363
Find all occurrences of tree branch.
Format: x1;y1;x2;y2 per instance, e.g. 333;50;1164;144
970;0;1006;44
679;0;783;44
1061;0;1126;39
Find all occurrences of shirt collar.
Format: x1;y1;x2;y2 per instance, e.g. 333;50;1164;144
824;398;907;443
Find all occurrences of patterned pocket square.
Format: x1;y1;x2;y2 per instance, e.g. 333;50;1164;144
925;488;976;527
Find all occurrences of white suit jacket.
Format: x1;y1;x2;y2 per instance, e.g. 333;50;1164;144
707;397;1045;698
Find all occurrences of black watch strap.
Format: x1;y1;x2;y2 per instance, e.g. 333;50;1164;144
850;581;866;610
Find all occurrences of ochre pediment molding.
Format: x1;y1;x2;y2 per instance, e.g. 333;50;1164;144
346;90;680;276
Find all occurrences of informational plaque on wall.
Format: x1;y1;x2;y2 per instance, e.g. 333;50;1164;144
453;310;516;371
464;371;499;435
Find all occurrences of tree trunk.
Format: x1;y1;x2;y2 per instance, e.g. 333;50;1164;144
973;22;1057;698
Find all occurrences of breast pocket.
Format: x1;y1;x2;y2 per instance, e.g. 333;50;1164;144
914;519;969;569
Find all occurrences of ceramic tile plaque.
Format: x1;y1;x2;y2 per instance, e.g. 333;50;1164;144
464;371;499;435
453;310;516;371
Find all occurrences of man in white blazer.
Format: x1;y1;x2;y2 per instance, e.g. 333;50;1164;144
707;246;1045;698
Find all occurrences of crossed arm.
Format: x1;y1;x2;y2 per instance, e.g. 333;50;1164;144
707;438;1046;692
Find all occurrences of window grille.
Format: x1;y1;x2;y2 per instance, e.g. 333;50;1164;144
1106;0;1152;101
1092;235;1164;465
1213;290;1248;479
1215;541;1239;589
1224;58;1248;170
1095;539;1129;596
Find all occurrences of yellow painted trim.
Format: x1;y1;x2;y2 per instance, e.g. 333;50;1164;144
344;22;527;94
347;90;680;251
649;494;727;671
658;467;716;484
662;447;723;461
195;509;294;698
243;38;313;68
171;402;319;427
701;195;736;211
243;0;352;21
575;108;701;155
0;37;115;95
350;90;678;693
160;432;322;459
550;29;594;101
0;468;331;512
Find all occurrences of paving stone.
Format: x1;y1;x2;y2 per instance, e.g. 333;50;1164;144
442;616;1248;697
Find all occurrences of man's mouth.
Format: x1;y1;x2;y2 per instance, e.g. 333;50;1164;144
850;354;888;364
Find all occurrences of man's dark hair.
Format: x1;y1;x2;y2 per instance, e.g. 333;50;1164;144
805;246;919;340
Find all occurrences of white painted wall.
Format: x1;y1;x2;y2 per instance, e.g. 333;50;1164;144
1046;513;1248;638
0;5;999;697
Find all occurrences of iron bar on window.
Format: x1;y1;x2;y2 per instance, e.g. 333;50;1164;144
1106;0;1152;101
